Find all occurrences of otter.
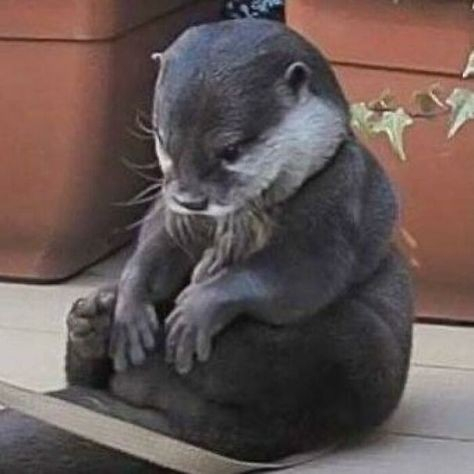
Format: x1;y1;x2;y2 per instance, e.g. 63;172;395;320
0;19;413;470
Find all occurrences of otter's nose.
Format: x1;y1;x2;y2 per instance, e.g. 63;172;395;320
173;193;208;211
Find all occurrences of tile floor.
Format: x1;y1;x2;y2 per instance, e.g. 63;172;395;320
0;248;131;392
0;248;473;473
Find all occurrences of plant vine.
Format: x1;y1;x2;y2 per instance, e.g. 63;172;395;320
351;49;474;161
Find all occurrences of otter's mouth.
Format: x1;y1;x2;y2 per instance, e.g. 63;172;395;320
165;192;238;218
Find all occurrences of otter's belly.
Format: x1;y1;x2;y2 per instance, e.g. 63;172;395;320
112;250;412;415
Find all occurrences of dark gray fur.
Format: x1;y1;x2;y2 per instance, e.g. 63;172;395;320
0;19;413;469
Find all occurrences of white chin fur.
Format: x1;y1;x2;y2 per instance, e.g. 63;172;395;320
166;197;236;217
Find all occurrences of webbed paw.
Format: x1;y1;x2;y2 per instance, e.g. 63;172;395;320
165;283;227;375
109;295;159;372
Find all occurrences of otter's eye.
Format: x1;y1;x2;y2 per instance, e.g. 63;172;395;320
218;144;240;163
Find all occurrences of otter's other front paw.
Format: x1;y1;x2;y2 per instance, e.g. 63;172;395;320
67;288;116;359
165;284;227;375
110;296;158;372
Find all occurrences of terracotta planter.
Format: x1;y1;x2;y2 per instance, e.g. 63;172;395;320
287;0;474;323
0;0;220;282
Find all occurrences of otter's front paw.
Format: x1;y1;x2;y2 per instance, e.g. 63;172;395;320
165;284;227;375
67;287;116;359
110;295;158;372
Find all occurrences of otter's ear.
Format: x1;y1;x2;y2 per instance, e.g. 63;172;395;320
150;52;162;67
284;62;311;94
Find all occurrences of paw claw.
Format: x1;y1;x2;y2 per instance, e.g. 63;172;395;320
175;328;194;374
71;298;87;313
110;329;128;372
97;290;117;312
141;329;156;351
130;343;146;366
165;322;181;364
68;317;93;337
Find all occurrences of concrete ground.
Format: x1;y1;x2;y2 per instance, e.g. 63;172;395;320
0;248;473;473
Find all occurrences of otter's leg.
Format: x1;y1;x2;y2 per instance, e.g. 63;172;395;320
109;355;284;462
318;252;414;432
65;287;116;388
108;318;331;462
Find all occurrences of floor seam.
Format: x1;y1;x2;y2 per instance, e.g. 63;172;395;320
0;325;63;335
412;362;474;373
385;431;474;443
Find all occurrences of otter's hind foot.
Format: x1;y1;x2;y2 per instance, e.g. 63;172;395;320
66;287;116;387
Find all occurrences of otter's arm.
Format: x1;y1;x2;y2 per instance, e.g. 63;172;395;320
111;201;196;370
164;225;358;373
214;236;356;326
118;203;194;304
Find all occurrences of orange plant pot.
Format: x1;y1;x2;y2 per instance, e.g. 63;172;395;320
0;0;220;282
287;0;474;323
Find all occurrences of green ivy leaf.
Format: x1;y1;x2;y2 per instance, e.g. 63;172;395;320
412;83;445;115
462;50;474;79
370;108;414;161
446;88;474;138
350;103;376;137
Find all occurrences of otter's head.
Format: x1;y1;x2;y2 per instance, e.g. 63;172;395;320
152;19;350;217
